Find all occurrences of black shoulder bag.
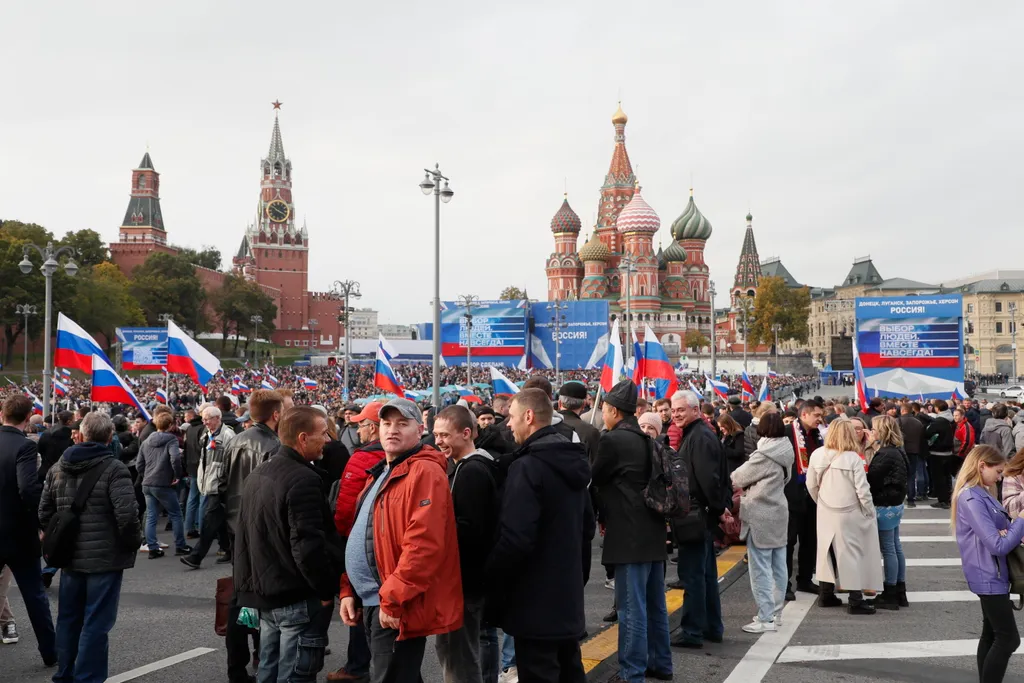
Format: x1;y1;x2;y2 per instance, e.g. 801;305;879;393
43;460;114;568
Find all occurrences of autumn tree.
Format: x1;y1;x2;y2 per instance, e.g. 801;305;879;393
684;329;710;352
499;285;527;301
71;262;145;348
748;276;811;347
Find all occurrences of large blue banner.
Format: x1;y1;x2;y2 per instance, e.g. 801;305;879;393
529;301;610;370
116;327;168;371
440;300;529;367
855;295;964;399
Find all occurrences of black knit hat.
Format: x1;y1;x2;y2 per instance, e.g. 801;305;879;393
604;379;637;414
558;381;587;400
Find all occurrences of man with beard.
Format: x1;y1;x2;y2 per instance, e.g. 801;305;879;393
785;401;824;602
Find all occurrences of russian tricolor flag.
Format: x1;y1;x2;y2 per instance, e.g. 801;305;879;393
952;384;968;400
55;313;111;373
265;372;278;387
688;379;704;396
852;334;869;408
705;373;730;400
740;370;756;398
767;370;779;378
238;382;250;393
91;355;151;420
301;376;318;389
630;328;645;384
599;320;624;393
24;389;43;415
60;368;71;378
53;378;68;397
640;324;677;399
260;379;274;390
335;370;343;382
373;335;405;398
155;388;168;404
166;320;221;387
490;366;520;396
757;375;770;402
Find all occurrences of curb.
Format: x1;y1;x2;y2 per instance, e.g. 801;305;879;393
585;548;749;682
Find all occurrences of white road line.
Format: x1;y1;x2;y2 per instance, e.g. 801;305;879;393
721;593;815;683
902;557;961;566
900;518;950;525
899;536;955;542
905;590;975;602
778;638;1023;663
106;647;216;683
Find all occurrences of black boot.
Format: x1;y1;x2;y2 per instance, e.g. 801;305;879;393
848;591;876;615
875;584;899;610
896;581;909;607
817;581;843;608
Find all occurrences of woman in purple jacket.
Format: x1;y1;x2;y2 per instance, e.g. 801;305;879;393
953;444;1024;683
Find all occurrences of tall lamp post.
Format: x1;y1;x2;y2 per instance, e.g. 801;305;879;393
547;299;568;388
15;304;37;385
456;294;479;386
332;280;361;402
308;318;319;351
737;294;753;373
419;164;454;408
157;313;173;396
19;242;78;420
250;315;263;362
709;280;717;384
771;322;782;372
1011;304;1018;382
618;255;636;366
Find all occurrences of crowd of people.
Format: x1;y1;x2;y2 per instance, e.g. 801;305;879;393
4;369;1024;683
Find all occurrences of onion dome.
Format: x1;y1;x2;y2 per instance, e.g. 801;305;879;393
664;240;688;262
656;244;667;271
616;186;660;233
578;231;610;262
550;195;582;233
671;191;713;241
612;102;628;125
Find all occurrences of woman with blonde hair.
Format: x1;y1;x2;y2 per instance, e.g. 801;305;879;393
867;415;910;609
849;416;880;463
953;445;1024;683
806;419;883;614
999;447;1024;519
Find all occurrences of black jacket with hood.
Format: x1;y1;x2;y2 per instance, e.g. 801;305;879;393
485;426;595;640
38;424;74;482
448;448;499;599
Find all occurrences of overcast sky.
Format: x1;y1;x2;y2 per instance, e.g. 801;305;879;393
3;2;1020;324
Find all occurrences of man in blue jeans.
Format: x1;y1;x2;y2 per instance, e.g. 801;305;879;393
181;407;205;537
669;390;728;649
136;412;190;558
38;412;142;683
0;394;57;664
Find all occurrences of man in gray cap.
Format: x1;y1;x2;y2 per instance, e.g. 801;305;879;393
729;395;752;429
557;381;600;464
338;398;463;682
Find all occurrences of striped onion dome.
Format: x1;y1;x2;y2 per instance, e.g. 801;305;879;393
663;241;688;262
616;186;660;233
671;193;713;241
550;196;582;233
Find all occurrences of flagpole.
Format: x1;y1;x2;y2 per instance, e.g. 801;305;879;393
589;386;603;427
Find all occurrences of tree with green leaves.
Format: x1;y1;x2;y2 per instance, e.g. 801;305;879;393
214;274;277;355
748;276;811;347
499;285;526;301
72;262;145;348
177;246;222;271
684;329;710;352
129;252;208;333
59;229;109;267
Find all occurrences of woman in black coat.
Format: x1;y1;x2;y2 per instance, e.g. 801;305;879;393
866;414;910;609
717;413;747;474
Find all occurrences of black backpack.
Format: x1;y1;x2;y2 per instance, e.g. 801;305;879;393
643;437;691;520
43;460;114;568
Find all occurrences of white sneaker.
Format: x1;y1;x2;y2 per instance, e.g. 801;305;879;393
498;667;519;683
773;611;783;626
741;616;777;634
604;578;615;590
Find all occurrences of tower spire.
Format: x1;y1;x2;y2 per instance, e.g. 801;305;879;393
268;114;286;163
732;212;761;300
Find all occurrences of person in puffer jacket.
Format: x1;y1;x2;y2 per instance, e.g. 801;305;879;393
953;444;1024;683
136;412;188;558
38;412;141;683
980;404;1015;458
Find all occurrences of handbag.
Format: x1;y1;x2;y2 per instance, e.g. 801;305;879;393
215;577;233;636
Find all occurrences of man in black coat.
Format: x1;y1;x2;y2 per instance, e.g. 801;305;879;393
181;408;204;537
899;404;927;506
557;381;601;464
233;407;340;683
0;395;56;662
728;396;752;429
785;401;824;601
37;410;74;483
486;389;595;683
592;380;672;680
670;389;729;649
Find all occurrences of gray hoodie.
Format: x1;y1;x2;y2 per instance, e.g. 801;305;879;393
981;418;1015;458
136;431;183;487
730;436;794;548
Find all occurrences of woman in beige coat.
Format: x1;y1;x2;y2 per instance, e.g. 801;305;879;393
806;418;884;614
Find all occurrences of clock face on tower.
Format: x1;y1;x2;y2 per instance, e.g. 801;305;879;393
266;199;290;223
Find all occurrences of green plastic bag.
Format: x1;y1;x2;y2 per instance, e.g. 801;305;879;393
237;607;260;630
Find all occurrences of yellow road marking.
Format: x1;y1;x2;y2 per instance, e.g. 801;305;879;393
580;545;746;672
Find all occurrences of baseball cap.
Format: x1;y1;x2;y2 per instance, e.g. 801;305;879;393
379;398;422;424
352;401;384;424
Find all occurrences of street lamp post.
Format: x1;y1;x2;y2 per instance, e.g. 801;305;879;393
19;242;78;421
157;313;173;396
547;300;569;388
771;322;782;372
456;295;479;387
619;256;636;366
738;295;752;373
308;318;318;351
332;280;361;402
250;315;263;362
709;280;717;384
15;304;37;385
1012;304;1018;382
419;164;454;409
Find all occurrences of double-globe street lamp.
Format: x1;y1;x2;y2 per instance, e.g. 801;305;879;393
15;304;37;385
332;280;361;402
19;242;79;420
158;313;174;396
308;318;319;350
456;294;479;387
419;164;454;409
547;300;568;388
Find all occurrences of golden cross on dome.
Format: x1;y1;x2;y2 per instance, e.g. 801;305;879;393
271;100;283;110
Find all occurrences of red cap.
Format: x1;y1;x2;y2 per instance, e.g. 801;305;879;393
352;401;384;424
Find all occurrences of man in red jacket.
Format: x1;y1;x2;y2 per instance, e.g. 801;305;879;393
328;401;384;682
339;398;462;682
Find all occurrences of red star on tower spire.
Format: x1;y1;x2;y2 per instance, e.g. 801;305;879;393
271;100;283;110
